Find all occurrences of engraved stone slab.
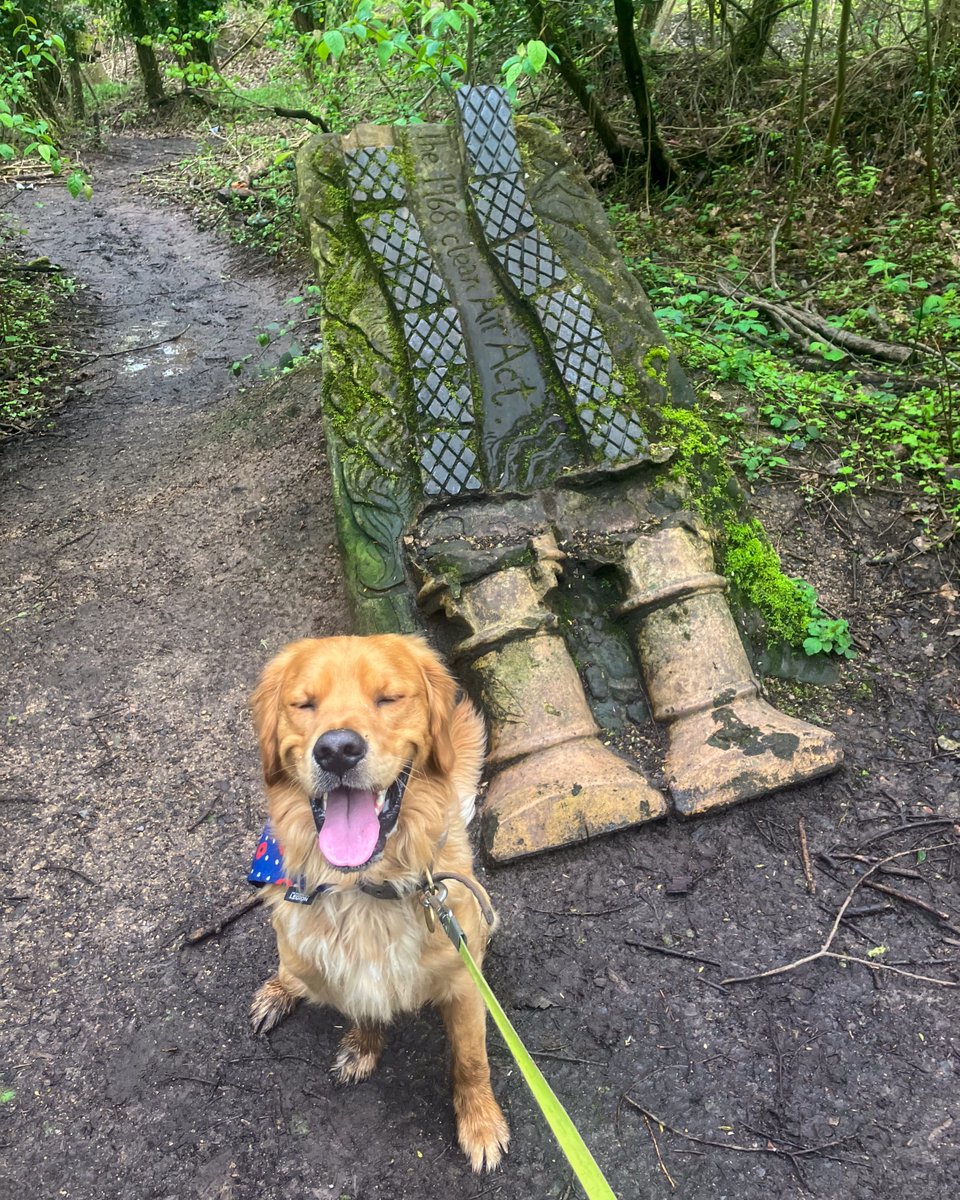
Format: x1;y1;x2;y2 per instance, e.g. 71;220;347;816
455;88;649;465
296;92;842;859
297;99;691;624
295;97;693;626
349;138;482;498
455;85;522;175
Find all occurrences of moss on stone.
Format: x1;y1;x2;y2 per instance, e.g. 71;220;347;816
655;405;819;650
721;519;813;647
642;344;670;385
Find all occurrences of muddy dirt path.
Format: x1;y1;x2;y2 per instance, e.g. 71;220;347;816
0;136;353;1196
2;136;959;1200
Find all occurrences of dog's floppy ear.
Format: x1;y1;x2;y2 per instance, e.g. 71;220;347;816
412;638;458;777
251;645;297;788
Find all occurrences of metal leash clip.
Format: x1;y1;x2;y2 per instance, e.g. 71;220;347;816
420;872;466;949
420;880;445;933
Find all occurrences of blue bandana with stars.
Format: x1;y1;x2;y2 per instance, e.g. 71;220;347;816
248;826;339;905
247;825;293;888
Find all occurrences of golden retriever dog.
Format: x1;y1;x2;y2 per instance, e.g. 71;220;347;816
249;634;510;1172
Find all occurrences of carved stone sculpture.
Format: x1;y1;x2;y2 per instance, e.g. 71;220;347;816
296;86;843;862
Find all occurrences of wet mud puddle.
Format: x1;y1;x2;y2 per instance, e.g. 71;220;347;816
8;135;298;420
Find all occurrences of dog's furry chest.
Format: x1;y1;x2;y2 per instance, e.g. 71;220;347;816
278;893;430;1023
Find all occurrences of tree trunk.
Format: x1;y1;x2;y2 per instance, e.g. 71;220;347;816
291;3;316;35
933;0;959;57
826;0;851;148
613;0;678;188
526;0;633;169
62;25;86;121
784;0;820;240
728;0;784;70
921;0;939;203
125;0;165;104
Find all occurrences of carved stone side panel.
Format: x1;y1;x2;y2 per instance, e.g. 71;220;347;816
298;135;421;632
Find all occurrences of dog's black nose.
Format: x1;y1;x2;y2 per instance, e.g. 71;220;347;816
313;728;367;778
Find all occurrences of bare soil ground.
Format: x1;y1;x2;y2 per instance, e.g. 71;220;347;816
1;136;958;1200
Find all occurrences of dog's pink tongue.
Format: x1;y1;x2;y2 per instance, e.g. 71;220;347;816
318;787;380;868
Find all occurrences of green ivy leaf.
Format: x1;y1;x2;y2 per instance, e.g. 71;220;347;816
525;39;548;72
323;29;346;58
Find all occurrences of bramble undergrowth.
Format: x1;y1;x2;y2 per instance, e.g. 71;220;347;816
609;196;960;527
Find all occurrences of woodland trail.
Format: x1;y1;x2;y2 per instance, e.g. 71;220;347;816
1;135;958;1200
0;135;353;1197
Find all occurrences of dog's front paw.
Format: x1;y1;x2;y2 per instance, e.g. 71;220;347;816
332;1025;386;1083
456;1091;510;1173
250;975;299;1035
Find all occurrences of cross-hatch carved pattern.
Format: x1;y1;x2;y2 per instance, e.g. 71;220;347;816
419;430;483;497
358;208;425;270
457;87;650;468
455;86;522;176
535;285;599;348
349;145;483;499
416;367;474;426
493;235;567;295
344;146;406;204
584;404;646;461
384;260;449;311
402;307;468;369
468;175;535;244
527;286;644;462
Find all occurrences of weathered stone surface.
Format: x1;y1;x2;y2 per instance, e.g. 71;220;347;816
297;129;420;634
296;88;842;861
481;737;668;863
617;522;843;814
416;523;667;851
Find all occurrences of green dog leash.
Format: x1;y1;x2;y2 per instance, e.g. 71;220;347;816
421;877;619;1200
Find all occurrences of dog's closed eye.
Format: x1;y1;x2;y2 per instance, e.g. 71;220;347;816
292;698;316;710
375;694;404;707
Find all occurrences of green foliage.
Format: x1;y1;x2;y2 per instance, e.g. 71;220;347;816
803;614;856;659
165;133;302;257
501;38;555;100
1;255;78;436
722;520;853;657
826;146;881;199
610;200;960;519
0;0;65;170
232;283;322;375
0;0;90;192
306;0;482;106
137;6;225;87
652;404;850;660
259;1;552;123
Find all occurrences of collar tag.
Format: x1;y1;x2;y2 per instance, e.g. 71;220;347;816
284;885;317;905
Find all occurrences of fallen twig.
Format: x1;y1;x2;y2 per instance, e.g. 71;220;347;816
39;864;97;887
529;898;646;918
713;277;917;363
832;851;922;878
626;938;722;969
798;818;816;894
91;327;189;359
855;817;960;850
863;878;960;936
184;894;263;946
721;841;960;988
619;1094;860;1183
643;1112;677;1189
216;16;271;71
